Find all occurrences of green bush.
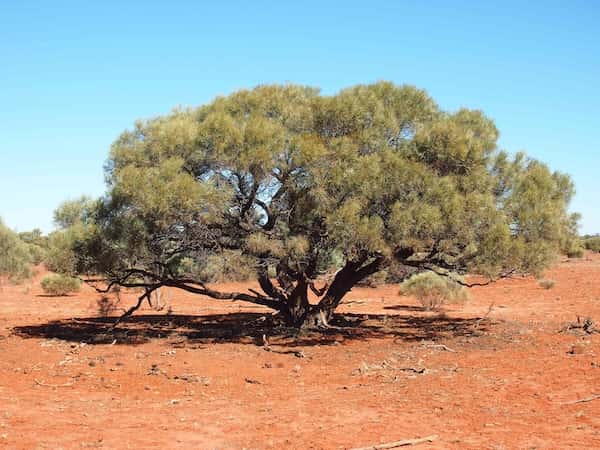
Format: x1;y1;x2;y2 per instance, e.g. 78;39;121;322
16;229;48;266
27;243;47;265
584;236;600;253
40;274;81;296
0;220;33;283
566;247;584;258
44;222;92;275
399;271;469;310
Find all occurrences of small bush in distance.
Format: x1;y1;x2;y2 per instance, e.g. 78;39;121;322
40;274;81;296
538;279;556;290
566;247;584;258
399;271;469;311
584;236;600;253
0;219;33;283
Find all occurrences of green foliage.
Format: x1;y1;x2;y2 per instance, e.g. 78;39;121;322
53;196;97;229
40;274;81;296
45;197;99;275
566;247;584;258
175;252;256;283
200;251;256;283
17;228;48;265
0;219;33;282
71;82;577;307
27;243;47;265
583;236;600;253
45;229;77;275
399;271;469;310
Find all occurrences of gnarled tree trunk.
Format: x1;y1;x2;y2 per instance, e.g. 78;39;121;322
277;256;387;329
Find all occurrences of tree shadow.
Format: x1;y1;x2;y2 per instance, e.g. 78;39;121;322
12;312;491;347
383;305;426;312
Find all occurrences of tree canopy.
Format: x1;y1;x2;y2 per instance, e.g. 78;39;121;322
71;82;579;327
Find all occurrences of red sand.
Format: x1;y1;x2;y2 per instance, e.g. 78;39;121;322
1;254;599;449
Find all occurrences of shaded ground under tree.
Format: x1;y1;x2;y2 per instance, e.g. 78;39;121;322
13;311;492;347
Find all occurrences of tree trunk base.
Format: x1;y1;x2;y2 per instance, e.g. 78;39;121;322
278;305;333;329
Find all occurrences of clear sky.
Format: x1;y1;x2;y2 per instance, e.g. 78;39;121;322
1;1;598;234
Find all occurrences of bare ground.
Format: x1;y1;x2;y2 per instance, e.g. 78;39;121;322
0;254;599;449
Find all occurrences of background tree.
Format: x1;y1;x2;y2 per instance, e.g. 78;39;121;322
0;219;33;282
72;82;579;328
583;235;600;253
18;228;48;265
45;196;98;275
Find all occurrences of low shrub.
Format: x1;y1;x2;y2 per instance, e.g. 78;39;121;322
399;271;469;310
566;247;584;258
0;220;33;283
584;236;600;253
538;279;556;289
40;274;81;296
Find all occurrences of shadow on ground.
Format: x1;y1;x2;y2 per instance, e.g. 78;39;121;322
13;311;492;347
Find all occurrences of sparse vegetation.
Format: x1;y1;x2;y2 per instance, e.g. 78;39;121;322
538;279;556;289
40;274;81;296
45;199;97;276
0;219;33;283
583;235;600;253
566;247;585;258
399;271;469;310
96;295;121;316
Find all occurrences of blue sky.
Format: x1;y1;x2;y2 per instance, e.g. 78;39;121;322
1;1;598;234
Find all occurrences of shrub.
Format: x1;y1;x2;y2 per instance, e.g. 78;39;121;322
27;243;47;265
566;247;584;258
538;279;556;289
40;274;81;296
584;236;600;253
45;222;93;275
399;271;469;310
45;230;78;275
0;220;33;283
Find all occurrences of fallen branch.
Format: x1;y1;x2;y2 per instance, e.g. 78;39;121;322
34;379;74;388
397;367;426;374
562;393;600;405
351;434;438;450
559;316;597;335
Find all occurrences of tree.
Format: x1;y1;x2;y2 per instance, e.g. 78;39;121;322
73;82;578;328
53;196;97;229
46;197;98;275
18;228;48;265
0;219;33;282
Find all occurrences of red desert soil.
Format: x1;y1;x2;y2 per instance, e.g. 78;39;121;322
1;254;599;449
